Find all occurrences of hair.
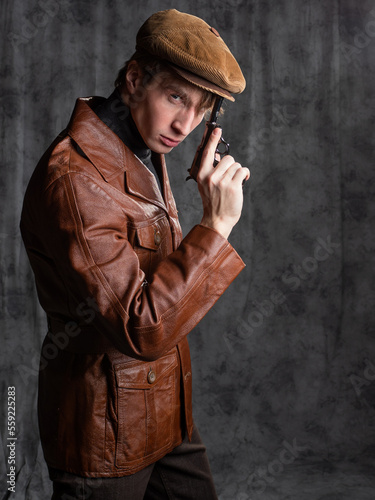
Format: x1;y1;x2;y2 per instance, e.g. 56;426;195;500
115;52;217;112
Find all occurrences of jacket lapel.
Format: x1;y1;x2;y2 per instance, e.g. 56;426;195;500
124;147;166;211
152;153;182;250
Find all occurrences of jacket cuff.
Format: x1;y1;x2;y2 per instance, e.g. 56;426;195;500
187;223;246;274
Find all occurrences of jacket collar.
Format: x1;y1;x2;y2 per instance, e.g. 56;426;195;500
67;97;174;214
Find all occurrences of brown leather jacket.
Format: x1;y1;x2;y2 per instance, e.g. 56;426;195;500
20;96;245;477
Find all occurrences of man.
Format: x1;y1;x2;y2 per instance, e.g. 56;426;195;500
20;9;249;499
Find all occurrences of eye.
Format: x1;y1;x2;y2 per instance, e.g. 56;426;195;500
170;93;182;102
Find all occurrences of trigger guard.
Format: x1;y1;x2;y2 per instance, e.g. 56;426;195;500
215;137;230;157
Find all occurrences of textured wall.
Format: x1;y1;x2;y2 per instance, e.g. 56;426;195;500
1;0;375;499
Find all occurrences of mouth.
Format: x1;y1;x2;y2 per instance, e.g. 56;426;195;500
160;135;181;148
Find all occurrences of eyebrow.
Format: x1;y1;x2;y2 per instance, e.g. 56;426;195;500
166;83;191;105
160;74;210;112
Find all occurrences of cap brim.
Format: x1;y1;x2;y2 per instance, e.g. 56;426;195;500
168;64;235;102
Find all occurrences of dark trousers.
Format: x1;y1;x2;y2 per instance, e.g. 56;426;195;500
49;425;218;500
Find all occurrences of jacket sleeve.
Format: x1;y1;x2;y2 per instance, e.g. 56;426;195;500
25;170;245;361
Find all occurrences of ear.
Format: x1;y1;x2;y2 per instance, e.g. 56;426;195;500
125;61;142;95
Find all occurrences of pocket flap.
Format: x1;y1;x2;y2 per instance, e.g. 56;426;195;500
115;350;178;389
136;225;162;251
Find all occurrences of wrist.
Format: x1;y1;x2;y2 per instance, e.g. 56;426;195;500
200;216;232;240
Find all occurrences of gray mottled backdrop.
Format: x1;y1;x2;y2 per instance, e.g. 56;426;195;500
1;0;375;499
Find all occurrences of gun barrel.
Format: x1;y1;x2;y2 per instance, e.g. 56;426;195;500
210;96;224;123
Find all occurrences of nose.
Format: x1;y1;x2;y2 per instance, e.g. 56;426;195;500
172;108;201;137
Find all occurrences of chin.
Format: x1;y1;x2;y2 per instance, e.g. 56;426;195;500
150;143;174;155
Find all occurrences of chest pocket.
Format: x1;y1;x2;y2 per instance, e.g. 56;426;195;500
133;216;172;278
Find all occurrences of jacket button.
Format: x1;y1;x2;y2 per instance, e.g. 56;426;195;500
154;231;161;246
147;368;156;384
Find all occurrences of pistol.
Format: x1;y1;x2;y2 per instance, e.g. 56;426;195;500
186;95;230;182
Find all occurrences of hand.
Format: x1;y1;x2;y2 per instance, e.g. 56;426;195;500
197;127;250;239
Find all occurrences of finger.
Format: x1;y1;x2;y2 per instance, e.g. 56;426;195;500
215;160;242;180
212;154;235;170
214;161;248;184
198;126;223;179
212;154;250;185
233;166;250;184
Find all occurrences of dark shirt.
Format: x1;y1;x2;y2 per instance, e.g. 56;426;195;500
94;88;162;191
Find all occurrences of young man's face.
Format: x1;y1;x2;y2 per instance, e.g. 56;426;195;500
124;65;210;154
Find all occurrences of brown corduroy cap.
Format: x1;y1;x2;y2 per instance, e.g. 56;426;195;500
135;9;246;101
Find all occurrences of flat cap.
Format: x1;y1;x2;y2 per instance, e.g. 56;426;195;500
135;9;246;101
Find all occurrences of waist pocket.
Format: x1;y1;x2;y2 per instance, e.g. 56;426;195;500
114;350;178;468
